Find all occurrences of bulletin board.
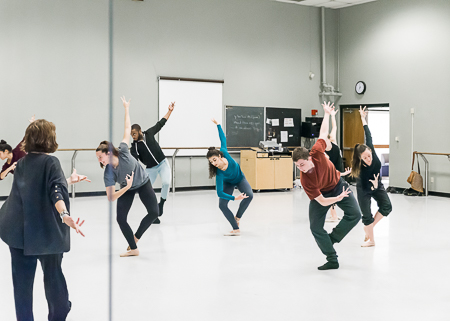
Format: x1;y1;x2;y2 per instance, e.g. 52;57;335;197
265;107;302;147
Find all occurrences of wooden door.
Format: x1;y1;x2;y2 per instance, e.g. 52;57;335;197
342;108;365;168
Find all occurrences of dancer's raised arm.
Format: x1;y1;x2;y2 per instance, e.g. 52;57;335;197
329;107;339;144
319;101;333;140
121;96;131;146
212;118;227;151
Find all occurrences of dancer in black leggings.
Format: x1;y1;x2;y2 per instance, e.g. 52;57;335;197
351;106;392;247
206;118;253;236
96;96;159;257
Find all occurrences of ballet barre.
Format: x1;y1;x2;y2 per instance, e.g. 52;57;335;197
414;152;450;196
58;147;250;199
160;147;250;194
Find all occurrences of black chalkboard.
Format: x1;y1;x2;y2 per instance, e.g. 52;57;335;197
225;106;264;147
265;107;302;147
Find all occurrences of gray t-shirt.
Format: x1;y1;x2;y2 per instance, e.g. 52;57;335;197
104;142;149;190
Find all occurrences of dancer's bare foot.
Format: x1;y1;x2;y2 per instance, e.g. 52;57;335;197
235;216;240;227
127;236;140;251
224;229;240;236
120;248;139;257
361;241;375;247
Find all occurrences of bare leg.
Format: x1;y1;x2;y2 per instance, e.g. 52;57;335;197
373;211;384;227
362;223;375;247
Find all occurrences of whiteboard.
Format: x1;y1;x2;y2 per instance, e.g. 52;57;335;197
158;78;223;156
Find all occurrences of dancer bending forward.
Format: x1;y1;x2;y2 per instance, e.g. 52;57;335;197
206;119;253;236
96;96;159;257
293;102;361;270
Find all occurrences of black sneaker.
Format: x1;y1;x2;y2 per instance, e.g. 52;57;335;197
318;261;339;270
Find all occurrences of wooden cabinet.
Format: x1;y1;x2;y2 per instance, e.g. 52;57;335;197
240;149;293;190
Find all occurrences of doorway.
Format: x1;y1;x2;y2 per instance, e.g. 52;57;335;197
339;103;390;185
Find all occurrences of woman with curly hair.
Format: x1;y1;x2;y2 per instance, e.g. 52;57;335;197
206;119;253;236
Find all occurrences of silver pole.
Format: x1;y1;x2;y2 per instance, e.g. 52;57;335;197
172;149;179;193
108;0;113;319
70;150;78;199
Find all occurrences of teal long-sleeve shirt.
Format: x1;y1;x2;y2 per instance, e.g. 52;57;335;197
215;125;245;201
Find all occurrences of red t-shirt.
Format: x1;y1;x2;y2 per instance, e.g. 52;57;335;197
300;139;340;200
0;141;26;180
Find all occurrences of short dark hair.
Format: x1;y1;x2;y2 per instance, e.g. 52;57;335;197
22;119;58;153
292;147;310;162
131;124;144;141
96;141;119;168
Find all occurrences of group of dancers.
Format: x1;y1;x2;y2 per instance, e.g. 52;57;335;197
0;99;392;320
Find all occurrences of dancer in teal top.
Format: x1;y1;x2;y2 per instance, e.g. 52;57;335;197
206;119;253;236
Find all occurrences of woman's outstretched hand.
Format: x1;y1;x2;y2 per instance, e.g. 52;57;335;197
125;171;135;189
341;167;352;177
168;102;175;111
64;216;85;237
69;169;91;184
369;173;379;190
235;193;249;201
211;118;219;125
359;105;368;119
121;96;131;109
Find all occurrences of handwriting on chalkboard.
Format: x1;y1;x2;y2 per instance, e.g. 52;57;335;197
234;115;261;120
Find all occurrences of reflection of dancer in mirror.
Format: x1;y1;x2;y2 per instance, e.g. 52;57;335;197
0;115;35;181
207;118;253;236
96;96;159;257
0;119;87;321
351;106;392;247
293;102;361;270
131;101;175;224
324;106;351;222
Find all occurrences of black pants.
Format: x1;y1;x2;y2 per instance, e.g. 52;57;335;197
309;179;361;263
9;247;71;321
117;180;159;250
357;182;392;226
219;177;253;230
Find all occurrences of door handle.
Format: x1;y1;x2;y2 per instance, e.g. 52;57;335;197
343;147;353;151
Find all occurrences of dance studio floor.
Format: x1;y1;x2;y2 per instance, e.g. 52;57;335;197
1;184;449;321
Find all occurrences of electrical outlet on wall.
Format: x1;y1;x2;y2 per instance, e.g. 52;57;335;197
430;177;434;183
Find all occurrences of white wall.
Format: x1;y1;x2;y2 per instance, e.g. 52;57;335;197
0;0;334;197
339;0;450;193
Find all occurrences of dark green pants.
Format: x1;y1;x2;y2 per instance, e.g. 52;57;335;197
309;179;361;263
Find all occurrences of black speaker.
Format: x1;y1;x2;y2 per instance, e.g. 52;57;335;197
301;122;320;138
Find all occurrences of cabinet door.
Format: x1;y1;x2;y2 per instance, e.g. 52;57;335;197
241;157;256;189
256;158;274;189
274;157;293;189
